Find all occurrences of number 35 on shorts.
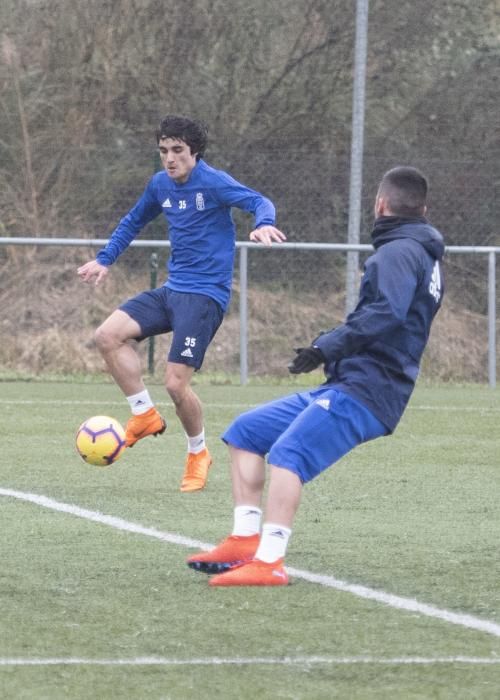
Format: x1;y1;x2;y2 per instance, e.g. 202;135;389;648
184;337;197;347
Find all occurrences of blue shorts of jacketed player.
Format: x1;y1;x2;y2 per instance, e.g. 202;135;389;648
120;286;223;369
222;387;388;483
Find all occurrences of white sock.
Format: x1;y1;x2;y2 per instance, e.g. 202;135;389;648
255;523;291;563
127;390;154;415
232;505;262;537
187;429;205;454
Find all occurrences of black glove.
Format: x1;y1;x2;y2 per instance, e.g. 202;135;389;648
288;346;325;374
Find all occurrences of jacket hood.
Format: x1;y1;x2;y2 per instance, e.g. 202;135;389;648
371;216;445;261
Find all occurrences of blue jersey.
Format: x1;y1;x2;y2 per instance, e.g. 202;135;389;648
314;217;445;432
96;159;276;310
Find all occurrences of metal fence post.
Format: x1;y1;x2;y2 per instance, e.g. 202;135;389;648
346;0;369;315
148;252;158;375
239;245;248;385
488;251;496;388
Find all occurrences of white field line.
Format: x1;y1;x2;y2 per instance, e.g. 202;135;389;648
0;487;213;551
1;655;500;667
1;398;500;412
2;488;500;641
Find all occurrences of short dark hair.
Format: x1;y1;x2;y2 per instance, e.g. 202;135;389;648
155;115;208;160
378;166;428;217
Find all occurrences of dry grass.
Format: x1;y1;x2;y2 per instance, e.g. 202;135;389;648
0;256;493;382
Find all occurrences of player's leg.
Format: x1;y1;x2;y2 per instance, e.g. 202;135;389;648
206;465;302;586
166;291;224;492
187;392;308;572
209;389;388;586
164;361;212;491
186;447;265;573
96;289;171;447
94;309;144;395
229;445;267;507
165;362;201;436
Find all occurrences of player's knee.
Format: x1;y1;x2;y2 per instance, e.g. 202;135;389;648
165;375;187;405
165;363;194;405
94;323;118;354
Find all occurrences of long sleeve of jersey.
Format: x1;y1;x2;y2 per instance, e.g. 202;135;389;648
314;241;419;361
213;172;276;227
96;179;163;266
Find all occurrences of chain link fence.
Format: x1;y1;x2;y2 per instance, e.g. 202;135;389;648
0;234;498;385
1;135;499;383
4;138;498;299
1;0;498;386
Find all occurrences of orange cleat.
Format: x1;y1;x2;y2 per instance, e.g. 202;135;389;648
125;407;166;448
209;558;289;587
187;534;260;574
180;448;212;492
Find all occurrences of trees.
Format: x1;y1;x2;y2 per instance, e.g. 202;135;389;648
0;0;497;251
0;0;498;376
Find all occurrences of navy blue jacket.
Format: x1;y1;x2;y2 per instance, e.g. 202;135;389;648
314;217;445;432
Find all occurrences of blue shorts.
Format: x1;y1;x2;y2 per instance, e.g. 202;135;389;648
222;387;388;483
120;287;223;369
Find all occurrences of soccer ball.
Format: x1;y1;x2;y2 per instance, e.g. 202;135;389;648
76;415;126;466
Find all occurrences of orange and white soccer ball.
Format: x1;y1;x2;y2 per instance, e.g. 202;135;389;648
76;415;126;466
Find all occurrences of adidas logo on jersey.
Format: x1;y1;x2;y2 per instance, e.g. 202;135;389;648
162;198;172;208
181;347;194;358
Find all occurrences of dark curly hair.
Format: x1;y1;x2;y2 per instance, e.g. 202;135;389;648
155;115;208;160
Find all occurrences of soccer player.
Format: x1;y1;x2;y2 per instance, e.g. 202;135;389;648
77;115;285;492
187;166;445;585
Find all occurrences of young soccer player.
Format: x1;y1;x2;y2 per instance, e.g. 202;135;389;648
187;166;445;584
78;115;285;492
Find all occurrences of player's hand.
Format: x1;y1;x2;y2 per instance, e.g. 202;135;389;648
77;260;109;286
288;346;325;374
249;225;287;246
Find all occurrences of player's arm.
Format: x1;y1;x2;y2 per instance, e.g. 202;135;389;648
289;243;419;372
316;245;419;358
77;178;162;285
216;174;286;245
